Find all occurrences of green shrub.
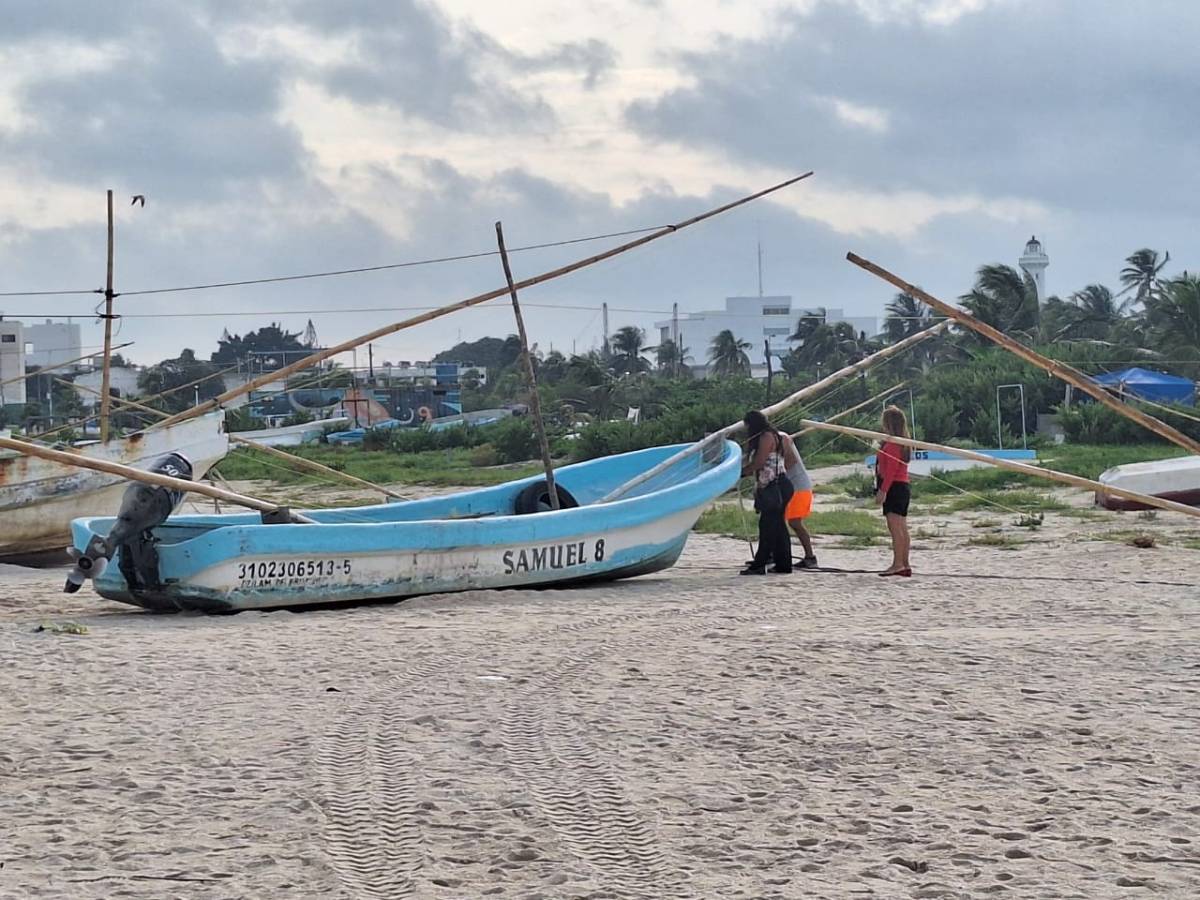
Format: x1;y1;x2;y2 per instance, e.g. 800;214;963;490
487;417;539;464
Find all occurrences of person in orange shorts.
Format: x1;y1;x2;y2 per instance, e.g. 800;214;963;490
781;432;818;568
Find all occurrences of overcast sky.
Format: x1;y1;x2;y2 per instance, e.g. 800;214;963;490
1;0;1196;366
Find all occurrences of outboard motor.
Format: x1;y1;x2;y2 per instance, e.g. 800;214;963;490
65;452;193;594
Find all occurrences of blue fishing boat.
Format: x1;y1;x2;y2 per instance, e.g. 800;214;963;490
68;441;740;612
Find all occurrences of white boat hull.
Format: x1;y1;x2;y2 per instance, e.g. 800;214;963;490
0;413;228;557
236;417;348;447
1096;455;1200;511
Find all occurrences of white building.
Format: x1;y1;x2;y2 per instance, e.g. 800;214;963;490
25;320;82;370
73;365;142;401
0;319;26;406
1019;235;1050;301
655;295;878;374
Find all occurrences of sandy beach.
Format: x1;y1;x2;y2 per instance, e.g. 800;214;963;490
2;529;1199;899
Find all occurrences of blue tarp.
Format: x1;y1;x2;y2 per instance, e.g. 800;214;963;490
1091;367;1196;406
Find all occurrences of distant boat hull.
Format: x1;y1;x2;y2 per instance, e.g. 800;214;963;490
0;413;228;558
1095;455;1200;511
236;417;349;447
865;448;1038;477
69;441;740;612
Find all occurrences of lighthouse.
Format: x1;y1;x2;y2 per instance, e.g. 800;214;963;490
1019;235;1049;301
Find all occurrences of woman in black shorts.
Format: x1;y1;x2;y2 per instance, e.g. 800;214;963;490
875;405;912;577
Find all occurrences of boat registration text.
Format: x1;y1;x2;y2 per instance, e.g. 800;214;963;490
237;558;352;586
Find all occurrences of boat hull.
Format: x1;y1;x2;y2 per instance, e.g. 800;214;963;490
865;448;1038;477
1095;455;1200;511
70;441;740;612
236;417;348;447
0;413;228;558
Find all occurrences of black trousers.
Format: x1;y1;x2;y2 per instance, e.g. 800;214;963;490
753;479;794;571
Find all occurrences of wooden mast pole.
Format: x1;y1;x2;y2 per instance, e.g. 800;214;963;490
151;172;815;430
800;419;1200;520
846;252;1200;456
599;321;950;503
496;221;560;510
99;189;116;442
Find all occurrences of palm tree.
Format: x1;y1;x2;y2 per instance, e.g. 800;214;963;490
708;330;752;377
655;338;692;377
1144;273;1200;374
1119;248;1170;306
790;307;826;343
959;264;1039;339
1053;284;1129;341
882;292;933;343
609;326;649;375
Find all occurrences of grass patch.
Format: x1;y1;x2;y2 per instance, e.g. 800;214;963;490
693;504;758;539
912;526;945;540
693;505;885;541
1180;540;1200;550
215;446;544;488
946;490;1069;513
807;509;886;538
971;518;1002;529
966;533;1026;549
1038;444;1190;481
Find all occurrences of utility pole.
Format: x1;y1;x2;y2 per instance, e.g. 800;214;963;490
368;343;374;381
764;338;773;403
99;190;115;442
757;240;764;298
672;302;679;347
601;302;609;359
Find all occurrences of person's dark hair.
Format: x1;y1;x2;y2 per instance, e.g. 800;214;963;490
743;409;781;454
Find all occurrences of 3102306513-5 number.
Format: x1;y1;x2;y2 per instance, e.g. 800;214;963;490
237;559;352;581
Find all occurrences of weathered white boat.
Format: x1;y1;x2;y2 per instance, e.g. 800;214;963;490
68;440;739;612
235;417;349;447
1095;455;1200;511
0;412;228;558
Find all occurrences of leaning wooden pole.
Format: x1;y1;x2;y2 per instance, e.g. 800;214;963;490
496;220;559;510
846;252;1200;456
151;172;815;429
792;380;907;438
0;435;315;523
64;378;406;501
99;189;116;443
801;419;1200;520
600;320;950;503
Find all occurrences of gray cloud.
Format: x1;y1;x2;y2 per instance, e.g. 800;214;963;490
626;0;1200;216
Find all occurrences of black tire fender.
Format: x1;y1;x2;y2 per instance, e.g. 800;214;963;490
513;481;579;514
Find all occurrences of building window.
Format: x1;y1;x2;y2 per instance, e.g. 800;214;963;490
762;306;789;316
1;334;15;343
763;327;790;336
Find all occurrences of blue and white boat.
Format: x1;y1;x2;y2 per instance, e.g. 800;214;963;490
68;441;740;612
864;447;1038;477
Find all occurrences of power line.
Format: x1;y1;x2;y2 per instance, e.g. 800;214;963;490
0;225;666;300
0;288;102;298
116;226;666;297
0;302;680;320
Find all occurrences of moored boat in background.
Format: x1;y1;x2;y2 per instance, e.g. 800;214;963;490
0;412;228;558
1095;455;1200;511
